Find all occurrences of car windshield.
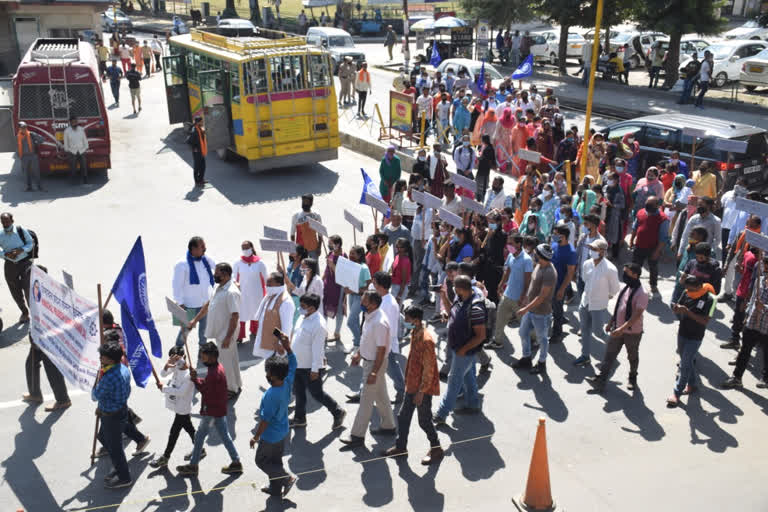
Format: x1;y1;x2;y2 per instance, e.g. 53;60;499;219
743;20;759;28
707;44;734;59
613;33;634;43
471;65;503;80
328;36;354;47
106;9;126;16
755;48;768;59
568;33;584;41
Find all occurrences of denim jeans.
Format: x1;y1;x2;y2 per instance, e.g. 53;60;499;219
520;312;552;362
387;351;406;396
436;348;479;418
674;334;702;397
176;306;208;347
578;306;609;358
694;80;709;106
98;407;132;481
649;66;662;88
190;416;239;465
347;294;362;347
330;295;345;335
679;78;695;104
581;67;591;86
551;296;565;337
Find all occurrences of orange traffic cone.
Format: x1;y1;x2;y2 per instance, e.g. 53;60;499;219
512;417;559;511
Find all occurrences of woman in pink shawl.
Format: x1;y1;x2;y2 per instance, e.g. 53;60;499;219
473;109;497;146
493;107;516;174
508;108;527;177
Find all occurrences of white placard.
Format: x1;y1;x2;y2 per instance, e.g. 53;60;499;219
366;193;390;215
735;197;768;218
447;171;477;193
714;138;748;154
334;255;362;291
682;127;707;138
264;225;288;240
62;270;74;290
344;209;364;232
460;196;487;215
259;239;297;253
438;207;463;229
519;149;541;163
745;230;768;251
415;190;444;210
28;265;100;392
165;296;190;325
307;218;328;238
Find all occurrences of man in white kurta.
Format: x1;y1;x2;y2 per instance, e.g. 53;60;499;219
233;242;268;343
252;272;296;360
173;236;215;347
374;273;406;403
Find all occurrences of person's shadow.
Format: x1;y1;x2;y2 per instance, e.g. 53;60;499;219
288;428;340;491
602;386;666;442
1;407;65;511
359;448;393;507
439;412;505;481
396;457;445;510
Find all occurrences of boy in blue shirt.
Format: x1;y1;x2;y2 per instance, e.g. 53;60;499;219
250;333;297;498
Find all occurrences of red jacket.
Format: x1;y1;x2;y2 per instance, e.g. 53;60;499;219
193;362;228;417
634;208;667;249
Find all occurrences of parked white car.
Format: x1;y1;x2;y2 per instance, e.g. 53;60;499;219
306;27;365;72
740;47;768;91
723;18;768;40
434;58;505;89
656;37;711;58
608;31;667;68
679;39;768;87
530;30;586;65
101;8;132;33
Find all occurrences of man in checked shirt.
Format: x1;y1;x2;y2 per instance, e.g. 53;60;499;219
381;305;444;465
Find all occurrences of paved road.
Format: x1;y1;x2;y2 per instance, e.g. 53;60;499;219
0;39;767;512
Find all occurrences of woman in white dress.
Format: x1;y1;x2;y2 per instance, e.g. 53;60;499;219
286;257;324;314
232;240;268;344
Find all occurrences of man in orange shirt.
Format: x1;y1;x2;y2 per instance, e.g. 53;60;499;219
381;304;444;465
16;122;44;192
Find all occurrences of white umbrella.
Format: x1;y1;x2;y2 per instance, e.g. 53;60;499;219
433;16;467;29
410;18;435;32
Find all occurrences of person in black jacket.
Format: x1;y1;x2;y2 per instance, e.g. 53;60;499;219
476;134;496;203
187;116;207;186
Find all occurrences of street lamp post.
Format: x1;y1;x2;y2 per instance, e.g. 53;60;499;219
402;0;410;72
579;0;605;180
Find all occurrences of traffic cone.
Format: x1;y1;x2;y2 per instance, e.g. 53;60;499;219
512;417;559;511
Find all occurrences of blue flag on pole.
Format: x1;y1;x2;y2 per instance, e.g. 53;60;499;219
111;236;162;358
359;168;391;218
121;302;153;388
429;42;442;67
476;59;486;93
511;54;534;80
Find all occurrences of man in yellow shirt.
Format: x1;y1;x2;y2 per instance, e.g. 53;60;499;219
97;42;110;78
692;162;719;200
608;52;627;84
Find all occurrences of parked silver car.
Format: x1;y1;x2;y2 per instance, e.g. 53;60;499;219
101;8;133;33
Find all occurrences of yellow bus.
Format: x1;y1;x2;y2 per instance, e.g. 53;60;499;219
163;28;339;172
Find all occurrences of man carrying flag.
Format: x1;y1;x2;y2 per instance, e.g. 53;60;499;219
511;54;534;83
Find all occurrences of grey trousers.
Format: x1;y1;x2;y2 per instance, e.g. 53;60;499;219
256;436;290;495
70;152;88;181
21;156;42;189
409;239;426;295
351;358;396;438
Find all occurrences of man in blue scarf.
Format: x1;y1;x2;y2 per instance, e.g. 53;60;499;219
172;236;215;348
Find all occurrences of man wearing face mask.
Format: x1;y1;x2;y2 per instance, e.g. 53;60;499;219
666;151;688;178
719;178;747;267
252;273;296;361
550;224;577;343
453;134;475;184
172;236;215;348
290;194;322;258
188;263;241;399
630;196;669;295
0;212;35;322
678;196;722;262
586;263;648;393
289;293;346;430
485;176;514;211
574;239;620;366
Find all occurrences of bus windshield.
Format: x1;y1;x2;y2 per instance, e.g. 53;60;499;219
18;83;101;119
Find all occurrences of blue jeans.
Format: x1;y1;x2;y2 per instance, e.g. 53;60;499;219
581;67;590;86
675;334;702;397
98;407;132;481
436;348;479;418
110;82;119;103
330;295;345;335
387;351;405;396
679;78;695;104
346;294;362;347
190;416;239;465
551;296;565;336
520;312;552;362
175;306;207;347
578;306;609;358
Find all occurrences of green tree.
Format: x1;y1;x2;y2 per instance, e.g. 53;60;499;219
636;0;725;87
581;0;637;54
222;0;239;19
458;0;535;31
534;0;588;74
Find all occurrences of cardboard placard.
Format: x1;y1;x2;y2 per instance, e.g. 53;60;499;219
447;171;477;193
682;127;707;138
334;255;362;290
460;196;487;215
62;270;74;290
307;218;328;238
344;209;364;232
166;297;190;325
745;230;768;251
365;193;390;215
714;138;748;154
259;239;297;253
263;225;288;240
438;207;463;229
415;190;443;210
519;149;541;163
735;197;768;218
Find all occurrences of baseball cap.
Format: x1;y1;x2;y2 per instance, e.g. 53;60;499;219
588;239;608;251
535;243;553;261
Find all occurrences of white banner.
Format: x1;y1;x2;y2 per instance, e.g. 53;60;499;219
28;266;101;392
334;255;362;291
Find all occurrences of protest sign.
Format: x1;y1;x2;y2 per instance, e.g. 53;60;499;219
260;239;297;253
344;209;364;232
308;218;328;238
264;225;288;240
519;149;541;163
745;230;768;251
415;191;443;210
366;193;390;215
447;171;477;193
460;196;487;215
735;197;768;219
438;208;463;229
334;256;362;290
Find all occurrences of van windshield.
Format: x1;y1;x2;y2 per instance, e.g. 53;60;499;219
328;36;354;47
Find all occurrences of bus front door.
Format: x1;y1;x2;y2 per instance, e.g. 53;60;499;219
162;55;191;125
198;69;232;152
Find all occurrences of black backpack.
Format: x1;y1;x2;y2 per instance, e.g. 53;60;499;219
17;226;39;259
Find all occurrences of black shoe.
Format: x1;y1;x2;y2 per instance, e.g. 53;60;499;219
346;393;361;403
728;357;738;366
586;375;606;390
332;409;347;430
721;376;742;389
183;448;206;461
432;414;447;426
512;357;532;369
454;407;480;415
717;294;733;303
720;340;740;350
479;363;491;374
104;476;132;489
627;376;638;391
530;361;546;374
370;427;397;436
438;372;448;382
103;469;118;481
282;475;297;498
221;461;243;474
485;340;503;350
289;417;307;428
757;380;768;389
339;435;364;447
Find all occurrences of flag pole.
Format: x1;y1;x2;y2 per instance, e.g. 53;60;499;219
90;283;106;465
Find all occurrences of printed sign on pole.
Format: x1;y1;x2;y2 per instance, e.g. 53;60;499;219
307;218;328;238
259;239;297;253
344;209;364;232
447;171;477;193
263;225;288;240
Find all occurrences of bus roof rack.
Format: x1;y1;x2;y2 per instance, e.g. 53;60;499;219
190;28;309;54
30;38;80;61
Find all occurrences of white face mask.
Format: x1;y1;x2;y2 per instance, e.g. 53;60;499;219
608;179;617;186
418;156;426;162
590;250;601;260
241;248;253;257
543;190;552;198
266;285;285;295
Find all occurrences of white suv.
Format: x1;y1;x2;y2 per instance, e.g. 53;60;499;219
306;27;365;72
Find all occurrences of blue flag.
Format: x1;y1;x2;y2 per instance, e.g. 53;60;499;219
511;54;534;80
121;302;153;388
111;236;162;358
476;59;486;92
429;42;442;67
359;168;390;218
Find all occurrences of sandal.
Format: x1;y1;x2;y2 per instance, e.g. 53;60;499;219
666;395;679;408
682;385;697;395
45;401;72;412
